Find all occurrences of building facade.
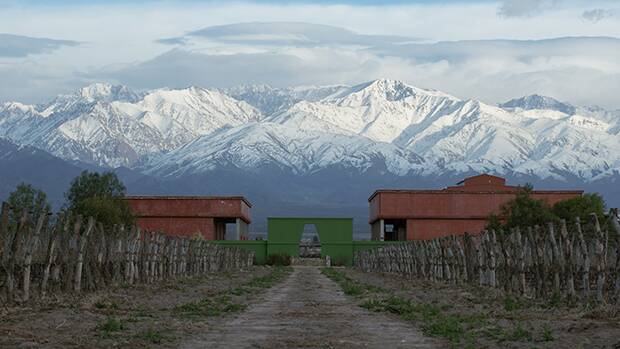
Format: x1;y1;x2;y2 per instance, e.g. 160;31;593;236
126;196;252;240
368;174;583;241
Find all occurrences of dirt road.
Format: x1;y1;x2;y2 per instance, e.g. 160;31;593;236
180;266;445;349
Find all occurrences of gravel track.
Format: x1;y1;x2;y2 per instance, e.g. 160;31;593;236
180;266;445;349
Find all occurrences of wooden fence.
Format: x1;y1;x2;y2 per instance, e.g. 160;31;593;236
355;210;620;303
0;203;255;304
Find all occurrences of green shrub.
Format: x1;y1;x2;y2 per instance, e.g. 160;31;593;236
99;316;124;335
266;253;291;266
138;329;165;344
503;296;520;312
541;326;554;342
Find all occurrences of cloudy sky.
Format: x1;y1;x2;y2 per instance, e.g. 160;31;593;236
1;0;619;108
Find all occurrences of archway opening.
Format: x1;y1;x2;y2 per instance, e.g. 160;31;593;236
299;224;321;258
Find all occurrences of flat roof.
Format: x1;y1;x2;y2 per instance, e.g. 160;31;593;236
368;189;584;202
125;195;252;208
267;217;353;220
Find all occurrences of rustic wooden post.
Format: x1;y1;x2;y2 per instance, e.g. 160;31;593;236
477;235;485;286
4;210;28;303
498;229;513;292
608;209;620;304
0;202;9;256
41;213;63;297
489;230;498;288
526;227;540;296
574;217;590;300
22;211;47;301
592;213;606;303
74;217;95;292
514;228;526;295
547;223;561;295
560;219;576;301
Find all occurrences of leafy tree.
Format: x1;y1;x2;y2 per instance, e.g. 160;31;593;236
499;184;555;230
6;183;51;226
485;214;503;232
486;184;607;233
551;193;605;224
65;171;133;227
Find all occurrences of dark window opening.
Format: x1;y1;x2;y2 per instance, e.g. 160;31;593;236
384;219;406;241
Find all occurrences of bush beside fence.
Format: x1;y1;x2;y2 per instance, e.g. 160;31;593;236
0;202;255;304
355;210;620;304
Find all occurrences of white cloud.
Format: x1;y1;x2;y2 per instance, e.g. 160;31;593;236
0;33;79;57
92;30;620;109
497;0;560;18
0;1;619;108
181;22;418;47
582;8;615;22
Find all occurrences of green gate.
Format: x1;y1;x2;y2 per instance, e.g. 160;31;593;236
267;217;353;266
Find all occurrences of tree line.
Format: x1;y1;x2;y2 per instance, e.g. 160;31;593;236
486;183;606;238
5;171;134;230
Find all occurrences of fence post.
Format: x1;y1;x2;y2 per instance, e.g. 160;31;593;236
74;217;95;292
22;211;47;301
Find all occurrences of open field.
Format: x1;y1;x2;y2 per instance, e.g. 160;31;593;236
329;267;620;349
0;266;287;348
2;264;620;348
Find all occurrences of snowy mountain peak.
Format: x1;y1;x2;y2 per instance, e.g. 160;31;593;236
1;102;38;114
333;79;459;106
500;94;576;115
1;80;620;182
77;83;142;103
343;79;419;101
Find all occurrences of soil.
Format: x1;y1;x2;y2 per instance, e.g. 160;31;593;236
342;268;620;349
0;266;446;349
5;265;616;348
179;266;446;349
0;267;273;348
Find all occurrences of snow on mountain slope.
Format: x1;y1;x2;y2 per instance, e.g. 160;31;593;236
2;79;620;182
499;94;576;115
268;79;462;143
145;122;424;177
0;84;260;167
224;84;348;116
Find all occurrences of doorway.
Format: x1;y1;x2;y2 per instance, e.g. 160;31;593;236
299;224;321;258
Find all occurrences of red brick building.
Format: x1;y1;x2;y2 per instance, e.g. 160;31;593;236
126;196;252;240
368;174;583;241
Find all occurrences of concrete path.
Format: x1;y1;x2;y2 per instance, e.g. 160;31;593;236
180;266;445;349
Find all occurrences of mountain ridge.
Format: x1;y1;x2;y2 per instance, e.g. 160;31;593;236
1;79;619;182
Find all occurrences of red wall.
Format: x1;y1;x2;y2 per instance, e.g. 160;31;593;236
125;196;251;240
369;181;583;240
135;217;215;239
370;191;581;223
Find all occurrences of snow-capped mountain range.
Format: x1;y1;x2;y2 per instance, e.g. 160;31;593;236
1;79;619;181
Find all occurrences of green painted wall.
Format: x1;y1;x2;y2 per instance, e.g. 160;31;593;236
213;221;403;266
267;217;354;265
214;240;268;265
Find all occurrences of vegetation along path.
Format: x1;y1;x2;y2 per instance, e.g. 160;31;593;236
180;266;445;349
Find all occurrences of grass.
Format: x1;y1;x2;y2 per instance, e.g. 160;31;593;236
98;316;124;337
361;294;485;346
174;295;246;318
541;325;554;342
94;300;120;310
137;329;169;344
245;267;291;289
321;267;375;297
323;267;550;348
174;266;291;319
504;296;521;312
